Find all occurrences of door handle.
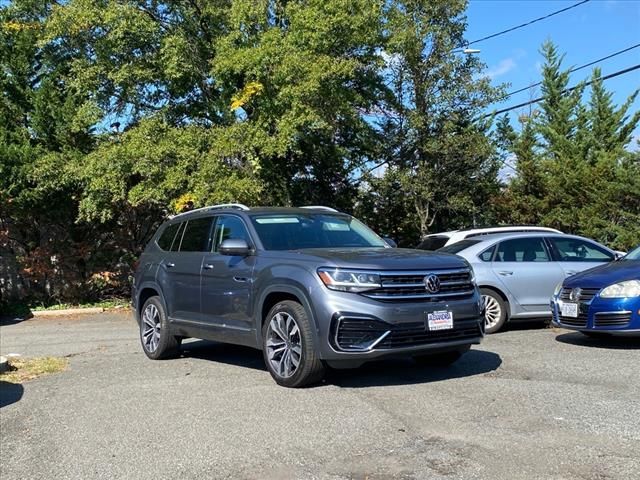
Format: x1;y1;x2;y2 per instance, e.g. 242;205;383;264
498;271;513;276
233;276;248;283
203;263;215;270
166;262;175;268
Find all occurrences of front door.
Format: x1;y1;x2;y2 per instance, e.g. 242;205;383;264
491;237;564;313
201;215;256;332
547;236;615;278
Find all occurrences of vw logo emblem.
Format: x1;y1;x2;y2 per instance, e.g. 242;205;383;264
569;287;582;302
424;274;441;294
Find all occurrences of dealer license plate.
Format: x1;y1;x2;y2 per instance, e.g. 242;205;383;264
560;302;578;318
427;311;454;331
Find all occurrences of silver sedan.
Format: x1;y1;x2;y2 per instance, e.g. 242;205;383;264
438;232;619;333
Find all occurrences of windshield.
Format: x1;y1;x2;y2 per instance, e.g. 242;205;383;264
437;239;481;254
622;245;640;260
250;214;387;250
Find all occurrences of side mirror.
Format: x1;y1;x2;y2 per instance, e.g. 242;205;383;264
383;237;397;248
219;239;251;256
614;252;625;261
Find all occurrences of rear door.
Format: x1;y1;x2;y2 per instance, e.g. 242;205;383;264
161;216;215;321
547;236;615;277
491;237;564;313
201;215;256;332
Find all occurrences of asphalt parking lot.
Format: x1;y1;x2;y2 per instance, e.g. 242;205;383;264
1;312;639;480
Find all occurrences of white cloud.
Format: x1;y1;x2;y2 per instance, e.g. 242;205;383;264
487;58;517;79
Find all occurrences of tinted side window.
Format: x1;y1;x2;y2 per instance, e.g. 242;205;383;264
550;238;613;262
213;215;250;252
157;223;180;251
479;245;495;262
416;236;449;250
437;239;480;254
179;217;214;252
495;238;550;262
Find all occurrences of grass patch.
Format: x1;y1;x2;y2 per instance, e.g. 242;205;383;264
1;356;69;383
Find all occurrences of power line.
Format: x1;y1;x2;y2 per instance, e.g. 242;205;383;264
467;0;591;46
505;43;640;98
486;63;640;118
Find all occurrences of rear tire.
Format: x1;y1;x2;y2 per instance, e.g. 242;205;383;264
481;288;508;334
140;296;181;360
262;300;325;388
414;345;470;366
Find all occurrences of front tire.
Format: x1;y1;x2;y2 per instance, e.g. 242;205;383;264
262;300;325;388
481;288;508;334
140;296;181;360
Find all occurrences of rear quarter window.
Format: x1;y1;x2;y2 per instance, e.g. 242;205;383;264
157;223;180;251
479;245;495;262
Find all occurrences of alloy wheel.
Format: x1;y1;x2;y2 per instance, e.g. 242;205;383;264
266;312;302;378
142;303;161;353
483;295;502;330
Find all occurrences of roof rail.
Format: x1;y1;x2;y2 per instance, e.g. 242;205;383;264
169;203;250;219
300;205;338;212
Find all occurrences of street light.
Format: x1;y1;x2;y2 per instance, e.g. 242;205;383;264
462;48;481;54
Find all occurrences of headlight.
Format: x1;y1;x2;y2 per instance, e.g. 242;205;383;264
317;268;381;293
553;281;564;297
600;280;640;298
463;261;476;284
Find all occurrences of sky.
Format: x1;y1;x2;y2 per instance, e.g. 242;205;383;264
465;0;640;141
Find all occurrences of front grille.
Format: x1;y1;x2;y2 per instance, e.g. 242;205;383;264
333;316;481;351
594;311;632;327
558;314;588;327
559;287;600;303
379;320;481;348
363;269;475;301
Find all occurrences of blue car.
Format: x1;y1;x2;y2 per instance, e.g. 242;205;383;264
551;244;640;337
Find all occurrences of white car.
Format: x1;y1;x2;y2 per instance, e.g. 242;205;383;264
416;226;563;251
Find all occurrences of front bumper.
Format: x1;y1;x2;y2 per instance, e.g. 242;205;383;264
312;287;484;362
551;295;640;334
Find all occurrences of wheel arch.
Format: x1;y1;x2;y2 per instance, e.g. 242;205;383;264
135;282;168;325
256;283;320;349
479;285;511;319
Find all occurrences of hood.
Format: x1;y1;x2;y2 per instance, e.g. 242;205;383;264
564;260;640;288
271;247;467;271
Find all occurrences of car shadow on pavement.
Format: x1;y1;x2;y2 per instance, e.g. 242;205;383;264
502;319;549;332
326;350;502;388
180;340;267;371
555;332;640;350
180;340;502;387
326;349;502;388
0;381;24;408
0;314;32;327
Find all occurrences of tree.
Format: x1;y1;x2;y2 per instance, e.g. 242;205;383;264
498;41;640;250
365;0;503;239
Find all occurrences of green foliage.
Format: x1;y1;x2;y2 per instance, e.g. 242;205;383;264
498;42;640;250
1;2;638;305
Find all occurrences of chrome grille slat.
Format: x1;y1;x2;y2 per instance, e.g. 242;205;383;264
559;287;600;303
364;269;475;302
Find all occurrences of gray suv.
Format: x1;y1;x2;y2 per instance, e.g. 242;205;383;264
132;204;484;387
